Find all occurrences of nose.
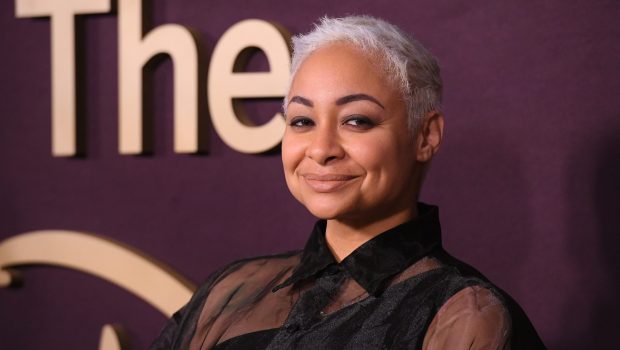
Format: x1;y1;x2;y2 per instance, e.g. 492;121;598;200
306;125;345;165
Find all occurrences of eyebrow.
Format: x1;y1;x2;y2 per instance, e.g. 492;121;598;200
288;96;313;107
336;94;385;109
288;94;385;109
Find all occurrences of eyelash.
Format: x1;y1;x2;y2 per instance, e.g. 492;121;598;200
288;115;375;130
343;115;374;129
289;117;314;128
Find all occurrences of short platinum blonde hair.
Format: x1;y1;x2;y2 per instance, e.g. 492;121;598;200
284;15;443;130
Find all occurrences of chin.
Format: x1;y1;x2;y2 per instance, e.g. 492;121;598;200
291;188;359;220
306;209;339;220
302;200;355;220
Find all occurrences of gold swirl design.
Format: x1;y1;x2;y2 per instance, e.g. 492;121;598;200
0;230;197;349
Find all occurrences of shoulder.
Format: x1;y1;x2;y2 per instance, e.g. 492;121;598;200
204;251;302;296
421;251;546;349
423;284;511;350
150;251;302;349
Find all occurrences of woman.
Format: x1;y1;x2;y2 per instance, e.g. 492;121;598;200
152;16;545;349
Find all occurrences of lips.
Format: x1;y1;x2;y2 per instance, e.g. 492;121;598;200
301;173;360;193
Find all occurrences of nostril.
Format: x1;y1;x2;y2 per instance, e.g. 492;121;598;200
324;155;338;164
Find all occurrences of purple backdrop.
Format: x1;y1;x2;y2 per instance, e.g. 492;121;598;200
1;0;619;348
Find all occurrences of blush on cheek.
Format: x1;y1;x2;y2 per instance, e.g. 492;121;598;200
283;172;305;207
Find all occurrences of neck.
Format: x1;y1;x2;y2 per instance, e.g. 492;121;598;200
325;205;418;262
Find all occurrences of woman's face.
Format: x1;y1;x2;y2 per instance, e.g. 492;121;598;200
282;43;420;224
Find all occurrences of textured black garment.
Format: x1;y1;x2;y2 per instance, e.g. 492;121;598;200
212;269;484;350
151;204;546;349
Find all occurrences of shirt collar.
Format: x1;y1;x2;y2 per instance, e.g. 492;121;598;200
273;203;443;296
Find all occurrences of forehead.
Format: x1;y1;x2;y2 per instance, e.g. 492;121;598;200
288;43;399;100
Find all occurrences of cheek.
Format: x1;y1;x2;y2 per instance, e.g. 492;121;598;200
349;133;415;185
281;133;307;197
281;133;303;173
348;136;397;172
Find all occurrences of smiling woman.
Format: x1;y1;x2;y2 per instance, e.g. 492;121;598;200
282;42;427;260
151;16;546;350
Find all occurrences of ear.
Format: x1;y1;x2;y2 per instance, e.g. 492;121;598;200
415;111;444;162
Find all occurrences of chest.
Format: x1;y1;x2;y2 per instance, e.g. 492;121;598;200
211;270;454;350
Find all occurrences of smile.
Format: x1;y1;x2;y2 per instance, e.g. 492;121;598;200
301;173;360;193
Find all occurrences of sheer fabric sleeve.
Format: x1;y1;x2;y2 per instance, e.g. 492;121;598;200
150;303;190;350
422;285;511;350
150;254;299;350
149;264;231;350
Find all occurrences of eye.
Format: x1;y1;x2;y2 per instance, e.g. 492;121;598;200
288;116;315;129
343;115;375;130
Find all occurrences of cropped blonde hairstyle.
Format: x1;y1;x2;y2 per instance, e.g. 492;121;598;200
284;15;442;130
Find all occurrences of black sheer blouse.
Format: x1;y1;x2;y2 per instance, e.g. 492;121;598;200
151;204;545;349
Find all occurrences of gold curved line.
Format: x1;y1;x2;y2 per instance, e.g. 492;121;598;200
99;324;124;350
0;230;196;317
